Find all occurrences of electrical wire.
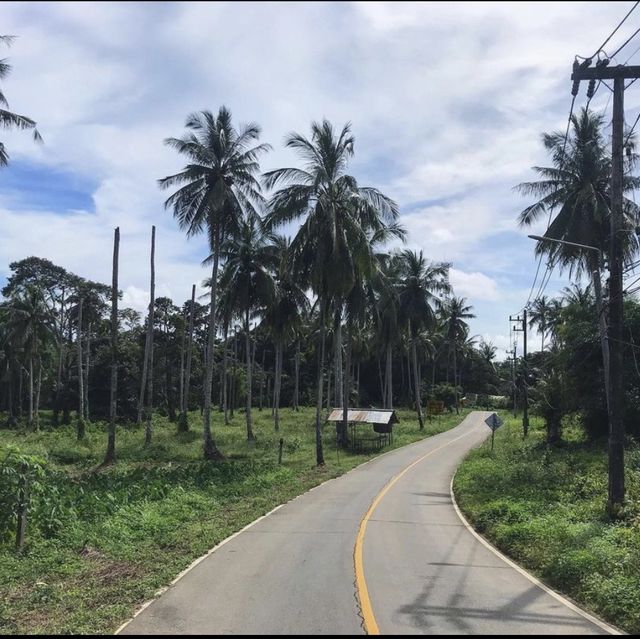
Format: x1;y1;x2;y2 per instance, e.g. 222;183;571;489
609;25;640;60
591;1;640;59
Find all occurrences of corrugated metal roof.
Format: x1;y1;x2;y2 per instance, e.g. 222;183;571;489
326;408;399;424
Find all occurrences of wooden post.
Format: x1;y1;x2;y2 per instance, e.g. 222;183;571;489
278;437;284;465
16;463;28;552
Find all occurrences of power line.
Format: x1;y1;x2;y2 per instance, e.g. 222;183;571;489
591;1;640;58
609;25;640;60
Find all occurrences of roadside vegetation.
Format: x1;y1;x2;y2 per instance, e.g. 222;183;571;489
454;415;640;634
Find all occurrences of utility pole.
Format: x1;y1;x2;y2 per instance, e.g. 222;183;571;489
510;313;529;437
509;343;517;418
571;62;640;510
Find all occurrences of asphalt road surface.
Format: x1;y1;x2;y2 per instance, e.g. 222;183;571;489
120;411;613;635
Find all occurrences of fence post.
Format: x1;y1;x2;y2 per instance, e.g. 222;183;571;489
278;438;284;465
16;462;29;553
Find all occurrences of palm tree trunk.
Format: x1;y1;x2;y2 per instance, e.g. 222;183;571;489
76;296;85;440
385;340;393;409
84;324;90;421
223;324;230;425
203;228;223;460
293;338;300;411
145;226;156;447
315;300;326;465
334;307;342;408
28;356;33;429
104;227;119;465
179;310;185;418
53;289;65;426
453;342;459;415
377;357;385;405
18;365;23;420
35;356;42;432
274;342;282;431
179;284;196;432
326;365;331;411
259;347;265;411
411;327;424;429
244;310;255;443
340;322;352;447
230;330;237;419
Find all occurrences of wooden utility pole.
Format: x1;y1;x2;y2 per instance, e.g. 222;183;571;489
144;226;156;447
510;313;529;437
571;62;640;510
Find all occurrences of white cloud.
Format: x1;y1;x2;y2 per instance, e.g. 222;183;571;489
449;269;500;302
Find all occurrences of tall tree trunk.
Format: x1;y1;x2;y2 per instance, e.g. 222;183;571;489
145;226;156;447
326;364;331;412
202;228;223;460
453;342;459;415
315;300;326;465
166;350;176;421
53;289;66;426
76;296;85;440
274;342;282;431
334;307;342;408
245;310;255;443
385;340;393;409
411;327;424;429
259;347;265;411
28;356;33;429
104;227;119;465
34;356;42;432
84;324;90;420
18;365;23;420
293;338;300;411
222;323;229;425
592;267;610;411
179;310;186;419
340;323;352;447
377;357;384;405
230;330;237;419
179;284;196;433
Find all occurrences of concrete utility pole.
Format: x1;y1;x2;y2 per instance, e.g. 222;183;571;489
571;62;640;510
510;313;529;437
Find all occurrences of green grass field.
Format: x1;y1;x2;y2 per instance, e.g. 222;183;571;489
453;415;640;634
0;406;468;635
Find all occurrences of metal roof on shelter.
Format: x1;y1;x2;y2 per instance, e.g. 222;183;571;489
326;409;399;424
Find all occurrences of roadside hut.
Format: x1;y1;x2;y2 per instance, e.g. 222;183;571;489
327;408;399;452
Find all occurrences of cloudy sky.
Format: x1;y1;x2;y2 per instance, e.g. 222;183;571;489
1;1;639;358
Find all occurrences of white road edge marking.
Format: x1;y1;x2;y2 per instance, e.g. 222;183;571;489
114;423;461;635
449;474;623;636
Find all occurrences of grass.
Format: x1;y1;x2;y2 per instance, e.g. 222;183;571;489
0;405;468;635
453;414;640;634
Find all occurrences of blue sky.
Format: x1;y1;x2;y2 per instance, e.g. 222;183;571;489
1;1;639;358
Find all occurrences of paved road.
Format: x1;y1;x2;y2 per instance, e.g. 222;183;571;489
120;412;612;635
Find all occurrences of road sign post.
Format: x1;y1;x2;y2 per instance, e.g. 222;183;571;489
484;413;503;452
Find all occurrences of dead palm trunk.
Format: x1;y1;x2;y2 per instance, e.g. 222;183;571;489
340;323;352;447
244;310;255;443
76;296;85;439
202;228;223;460
274;341;282;431
222;323;230;425
53;289;65;426
385;340;393;409
230;329;237;419
138;226;155;425
259;347;265;411
84;323;90;420
179;310;186;419
103;227;119;465
410;325;424;429
180;284;196;432
28;356;33;429
453;340;460;415
334;307;342;408
315;300;326;465
144;226;156;447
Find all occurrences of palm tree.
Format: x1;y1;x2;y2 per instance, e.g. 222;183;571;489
478;340;497;364
0;35;42;166
516;107;640;411
528;295;553;352
219;218;276;442
159;107;270;460
443;296;475;414
397;250;450;427
264;120;398;464
3;286;53;430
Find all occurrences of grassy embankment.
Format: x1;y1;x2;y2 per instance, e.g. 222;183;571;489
0;406;468;634
454;415;640;634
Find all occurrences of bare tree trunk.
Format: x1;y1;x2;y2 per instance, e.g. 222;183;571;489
84;324;90;420
179;311;185;418
103;227;119;465
326;365;331;412
76;296;85;439
378;357;385;405
53;289;66;426
202;228;223;460
222;323;229;425
385;340;393;409
145;226;156;447
411;327;424;429
35;356;42;432
230;330;237;419
259;347;265;411
340;323;352;447
334;307;342;408
245;310;255;443
315;300;326;465
274;342;282;431
18;365;23;420
293;338;300;411
178;284;196;432
28;356;33;429
453;342;459;415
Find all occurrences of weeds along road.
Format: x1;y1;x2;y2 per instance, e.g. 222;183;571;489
119;411;613;635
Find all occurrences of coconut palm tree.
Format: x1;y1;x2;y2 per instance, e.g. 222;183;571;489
443;296;475;414
219;218;276;442
528;295;553;352
264;119;398;464
0;35;42;166
397;250;450;427
159;107;270;460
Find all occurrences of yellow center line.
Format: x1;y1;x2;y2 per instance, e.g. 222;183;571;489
353;424;480;635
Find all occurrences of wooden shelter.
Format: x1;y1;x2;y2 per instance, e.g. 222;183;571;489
327;408;399;452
